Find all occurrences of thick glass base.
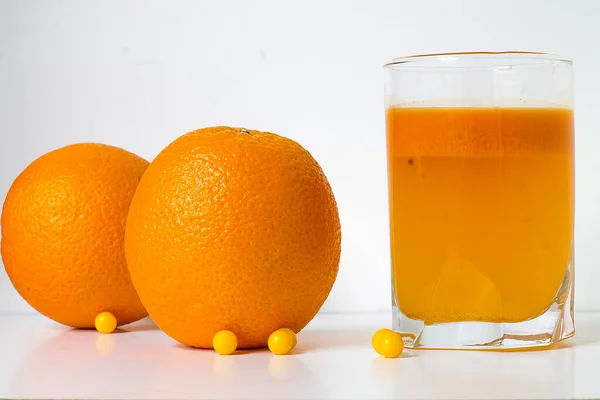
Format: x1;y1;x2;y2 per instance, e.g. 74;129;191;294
394;260;575;350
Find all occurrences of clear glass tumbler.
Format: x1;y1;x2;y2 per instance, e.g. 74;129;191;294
384;52;574;349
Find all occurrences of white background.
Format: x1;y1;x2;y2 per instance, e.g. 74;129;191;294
0;0;599;314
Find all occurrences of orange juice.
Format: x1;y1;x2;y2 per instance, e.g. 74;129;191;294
386;107;574;324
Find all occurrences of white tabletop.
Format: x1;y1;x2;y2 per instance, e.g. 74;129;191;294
0;311;599;400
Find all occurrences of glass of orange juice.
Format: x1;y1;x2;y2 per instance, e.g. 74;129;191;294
384;52;574;349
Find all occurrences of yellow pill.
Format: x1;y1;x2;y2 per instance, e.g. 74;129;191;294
374;330;404;358
268;329;295;355
371;328;393;348
279;328;297;348
95;311;117;334
213;330;238;355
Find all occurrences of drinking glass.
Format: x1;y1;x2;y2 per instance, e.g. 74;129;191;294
384;52;574;349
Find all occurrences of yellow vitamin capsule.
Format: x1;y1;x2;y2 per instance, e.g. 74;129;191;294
373;330;404;358
95;311;117;334
268;329;295;355
279;328;297;348
371;328;393;349
213;330;238;355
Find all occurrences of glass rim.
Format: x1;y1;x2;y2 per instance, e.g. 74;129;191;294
384;51;573;69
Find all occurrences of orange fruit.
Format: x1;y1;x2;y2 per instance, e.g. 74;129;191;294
125;126;341;348
1;143;149;328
